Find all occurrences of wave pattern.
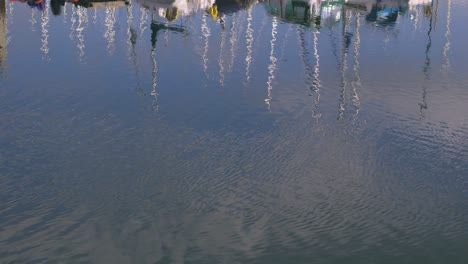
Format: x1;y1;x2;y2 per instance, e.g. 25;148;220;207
0;0;467;263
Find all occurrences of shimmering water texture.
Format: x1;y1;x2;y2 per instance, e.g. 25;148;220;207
0;0;467;263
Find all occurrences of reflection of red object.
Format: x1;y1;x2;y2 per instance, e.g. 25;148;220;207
35;0;42;3
10;0;28;2
71;0;78;2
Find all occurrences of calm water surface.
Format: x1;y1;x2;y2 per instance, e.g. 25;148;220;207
1;0;467;263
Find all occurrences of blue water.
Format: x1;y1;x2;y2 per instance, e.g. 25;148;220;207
0;0;467;263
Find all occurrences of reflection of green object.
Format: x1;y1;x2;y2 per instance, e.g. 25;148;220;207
264;0;345;28
264;1;315;27
264;2;281;17
318;0;344;27
320;0;344;8
285;1;311;24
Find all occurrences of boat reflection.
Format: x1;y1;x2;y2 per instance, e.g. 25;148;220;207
11;0;46;10
213;0;256;15
2;0;449;118
51;0;129;16
130;0;191;110
261;0;435;118
264;0;342;28
136;0;214;21
263;0;434;28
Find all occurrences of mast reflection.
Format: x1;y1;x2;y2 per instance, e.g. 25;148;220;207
442;0;451;71
265;15;277;110
40;0;49;60
351;9;360;120
227;12;237;73
298;25;322;120
337;8;350;120
148;3;185;110
75;6;87;60
0;0;6;72
420;0;433;118
218;13;226;85
4;0;440;116
126;0;134;56
244;6;253;85
201;12;210;76
104;7;116;54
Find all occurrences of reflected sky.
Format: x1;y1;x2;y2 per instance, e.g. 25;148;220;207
0;0;467;263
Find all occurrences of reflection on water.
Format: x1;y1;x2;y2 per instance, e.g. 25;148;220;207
442;0;451;70
0;0;6;71
1;0;467;263
2;0;445;112
265;15;276;109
